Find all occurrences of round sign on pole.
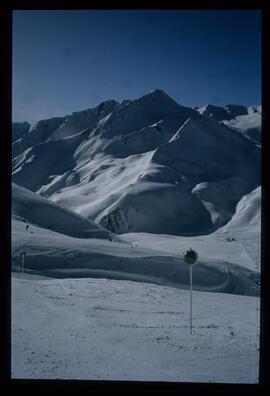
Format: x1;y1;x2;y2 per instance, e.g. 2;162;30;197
184;248;198;266
183;248;199;335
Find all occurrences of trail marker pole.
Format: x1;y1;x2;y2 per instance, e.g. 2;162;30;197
183;248;198;335
20;251;26;273
190;264;192;334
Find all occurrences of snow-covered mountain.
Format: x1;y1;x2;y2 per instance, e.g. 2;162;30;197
12;100;118;158
12;89;261;236
195;104;261;145
195;103;248;120
222;106;262;145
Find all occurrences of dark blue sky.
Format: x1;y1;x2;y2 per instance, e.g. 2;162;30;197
13;10;261;124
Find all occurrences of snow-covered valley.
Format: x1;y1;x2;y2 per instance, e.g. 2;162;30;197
11;89;261;382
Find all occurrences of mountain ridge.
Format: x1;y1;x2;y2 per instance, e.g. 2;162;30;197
12;89;261;236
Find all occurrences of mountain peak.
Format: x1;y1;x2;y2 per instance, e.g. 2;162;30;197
224;104;248;117
150;88;168;96
137;89;172;103
97;99;119;110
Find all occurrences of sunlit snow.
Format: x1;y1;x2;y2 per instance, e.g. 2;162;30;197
12;89;261;382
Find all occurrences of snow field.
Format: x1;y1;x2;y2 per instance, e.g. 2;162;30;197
12;276;260;382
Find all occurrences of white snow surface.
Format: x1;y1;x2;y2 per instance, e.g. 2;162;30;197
222;107;261;145
122;229;260;272
218;186;261;233
12;182;119;241
12;275;260;382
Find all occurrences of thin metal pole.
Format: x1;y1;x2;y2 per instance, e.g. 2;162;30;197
21;254;24;273
190;265;192;335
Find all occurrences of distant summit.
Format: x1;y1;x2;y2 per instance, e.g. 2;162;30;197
196;104;248;121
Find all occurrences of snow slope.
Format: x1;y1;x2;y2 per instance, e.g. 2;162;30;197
122;231;259;272
48;100;118;141
12;117;65;158
12;210;261;382
213;186;261;271
12;100;118;158
97;117;260;234
222;106;261;145
12;275;260;382
12;129;90;191
12;182;118;240
11;187;260;297
218;186;261;233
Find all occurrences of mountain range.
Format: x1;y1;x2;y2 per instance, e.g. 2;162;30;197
12;89;261;237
